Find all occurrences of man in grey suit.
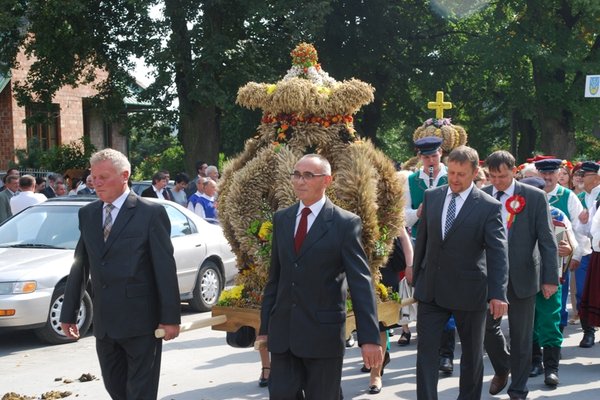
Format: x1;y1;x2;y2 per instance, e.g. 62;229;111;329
60;148;181;400
483;151;558;400
412;145;509;400
0;174;19;223
258;154;382;400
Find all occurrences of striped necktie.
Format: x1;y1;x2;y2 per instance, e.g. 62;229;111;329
103;204;114;242
444;193;459;237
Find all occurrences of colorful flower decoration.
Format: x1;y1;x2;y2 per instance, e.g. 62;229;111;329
291;42;319;69
424;117;452;128
505;195;526;230
261;113;358;148
561;160;574;171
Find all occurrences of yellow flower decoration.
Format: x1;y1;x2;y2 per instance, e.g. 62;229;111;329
376;282;389;301
258;221;273;241
266;84;277;94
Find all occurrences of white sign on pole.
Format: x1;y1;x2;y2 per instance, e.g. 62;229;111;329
585;75;600;98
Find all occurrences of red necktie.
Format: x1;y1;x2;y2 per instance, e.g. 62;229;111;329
294;207;311;253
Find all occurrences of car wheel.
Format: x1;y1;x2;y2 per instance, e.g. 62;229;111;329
34;284;93;345
189;260;222;312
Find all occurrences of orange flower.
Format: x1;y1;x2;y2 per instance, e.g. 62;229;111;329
322;121;330;128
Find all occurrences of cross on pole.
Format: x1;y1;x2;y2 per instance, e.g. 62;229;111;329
427;91;452;119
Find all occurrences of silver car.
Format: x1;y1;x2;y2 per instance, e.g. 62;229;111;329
0;196;236;344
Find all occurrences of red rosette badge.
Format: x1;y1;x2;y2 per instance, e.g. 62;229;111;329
505;195;526;229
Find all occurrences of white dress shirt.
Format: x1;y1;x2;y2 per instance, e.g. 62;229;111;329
295;196;327;235
441;183;474;239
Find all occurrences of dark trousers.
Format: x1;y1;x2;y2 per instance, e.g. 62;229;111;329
96;334;162;400
417;301;486;400
484;284;536;398
270;350;343;400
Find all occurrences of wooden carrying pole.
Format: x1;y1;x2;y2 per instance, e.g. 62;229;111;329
155;315;228;338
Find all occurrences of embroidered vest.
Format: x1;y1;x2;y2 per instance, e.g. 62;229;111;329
408;171;448;238
549;186;571;220
577;191;600;210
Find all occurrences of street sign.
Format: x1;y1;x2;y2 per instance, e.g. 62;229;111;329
585;75;600;97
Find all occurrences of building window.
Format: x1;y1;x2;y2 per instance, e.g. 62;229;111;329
26;103;60;150
103;121;112;148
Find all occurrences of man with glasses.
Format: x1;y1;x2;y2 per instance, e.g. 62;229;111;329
573;162;600;347
258;154;382;399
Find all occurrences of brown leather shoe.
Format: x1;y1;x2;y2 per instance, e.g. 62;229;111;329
489;371;510;395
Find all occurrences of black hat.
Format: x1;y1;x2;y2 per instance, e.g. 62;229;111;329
414;137;443;156
579;161;600;174
534;158;562;172
520;177;546;190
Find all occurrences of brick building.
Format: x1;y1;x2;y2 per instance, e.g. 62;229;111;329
0;50;140;171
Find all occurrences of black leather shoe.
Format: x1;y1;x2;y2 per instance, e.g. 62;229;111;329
368;384;382;394
579;333;595;348
529;363;543;377
360;364;371;373
397;330;411;346
439;357;453;374
489;371;510;395
544;371;559;386
258;367;270;387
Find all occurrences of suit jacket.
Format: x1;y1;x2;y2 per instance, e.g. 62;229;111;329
60;193;181;339
260;198;381;358
77;187;96;196
413;185;509;311
141;186;174;201
483;182;559;298
42;186;56;199
140;186;158;198
0;189;14;222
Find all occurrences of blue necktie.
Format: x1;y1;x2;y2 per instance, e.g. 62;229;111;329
444;193;459;237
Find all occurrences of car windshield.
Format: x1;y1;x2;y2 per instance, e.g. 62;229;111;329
0;204;80;250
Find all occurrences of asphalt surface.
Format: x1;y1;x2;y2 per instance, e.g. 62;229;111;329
1;306;599;399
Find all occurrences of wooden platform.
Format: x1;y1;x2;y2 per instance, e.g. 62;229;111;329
211;298;415;337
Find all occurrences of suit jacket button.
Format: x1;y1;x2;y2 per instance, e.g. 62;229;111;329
291;282;296;286
102;284;107;289
294;263;298;268
291;303;296;308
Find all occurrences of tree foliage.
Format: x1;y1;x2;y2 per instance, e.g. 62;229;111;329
1;0;600;170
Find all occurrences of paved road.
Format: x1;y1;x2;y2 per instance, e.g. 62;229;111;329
2;307;599;399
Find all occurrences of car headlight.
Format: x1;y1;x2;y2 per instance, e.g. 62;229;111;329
0;281;37;295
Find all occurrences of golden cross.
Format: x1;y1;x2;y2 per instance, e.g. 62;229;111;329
427;91;452;119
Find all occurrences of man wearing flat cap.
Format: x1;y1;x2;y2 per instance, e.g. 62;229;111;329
532;157;586;386
573;161;600;348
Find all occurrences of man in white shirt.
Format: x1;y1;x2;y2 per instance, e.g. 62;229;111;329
572;161;600;347
10;175;47;214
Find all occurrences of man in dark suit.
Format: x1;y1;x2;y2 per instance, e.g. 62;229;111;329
258;154;382;399
77;175;96;196
141;171;170;200
60;148;181;400
482;151;558;400
42;173;62;199
412;145;509;400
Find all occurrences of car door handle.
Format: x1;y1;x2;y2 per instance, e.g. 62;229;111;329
195;243;202;247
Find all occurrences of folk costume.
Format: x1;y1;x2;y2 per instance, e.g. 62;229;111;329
579;162;600;340
574;161;600;346
403;137;448;240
